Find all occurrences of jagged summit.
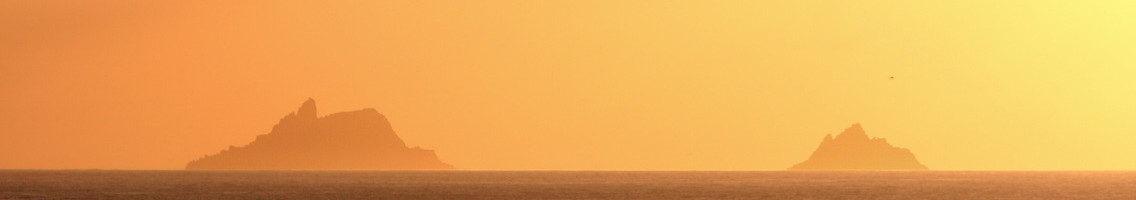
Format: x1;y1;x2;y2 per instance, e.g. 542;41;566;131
834;123;868;141
297;98;317;119
186;99;453;170
790;124;928;170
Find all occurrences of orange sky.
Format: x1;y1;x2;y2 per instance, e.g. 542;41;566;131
2;0;1135;170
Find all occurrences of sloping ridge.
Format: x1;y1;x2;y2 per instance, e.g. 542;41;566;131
186;99;454;170
790;124;928;170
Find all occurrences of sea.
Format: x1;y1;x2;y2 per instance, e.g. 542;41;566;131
1;170;1134;199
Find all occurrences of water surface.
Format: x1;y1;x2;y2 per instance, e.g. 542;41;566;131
1;170;1133;199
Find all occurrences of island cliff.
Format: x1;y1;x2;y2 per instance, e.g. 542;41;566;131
185;99;454;170
790;124;928;170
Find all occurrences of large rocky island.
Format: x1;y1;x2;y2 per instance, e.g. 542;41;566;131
186;99;454;170
790;124;928;170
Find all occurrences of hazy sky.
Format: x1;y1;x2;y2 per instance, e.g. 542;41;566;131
2;0;1135;170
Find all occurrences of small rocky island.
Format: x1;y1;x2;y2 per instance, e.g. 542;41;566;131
186;99;454;170
790;124;928;170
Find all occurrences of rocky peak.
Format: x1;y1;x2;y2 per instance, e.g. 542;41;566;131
790;123;928;170
297;98;317;119
834;123;869;141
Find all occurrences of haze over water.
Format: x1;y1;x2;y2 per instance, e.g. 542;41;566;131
5;1;1136;171
2;170;1134;199
4;1;1136;199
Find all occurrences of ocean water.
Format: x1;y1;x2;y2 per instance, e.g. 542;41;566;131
1;170;1134;199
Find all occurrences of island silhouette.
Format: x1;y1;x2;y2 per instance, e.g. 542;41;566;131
790;124;928;170
185;99;454;170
